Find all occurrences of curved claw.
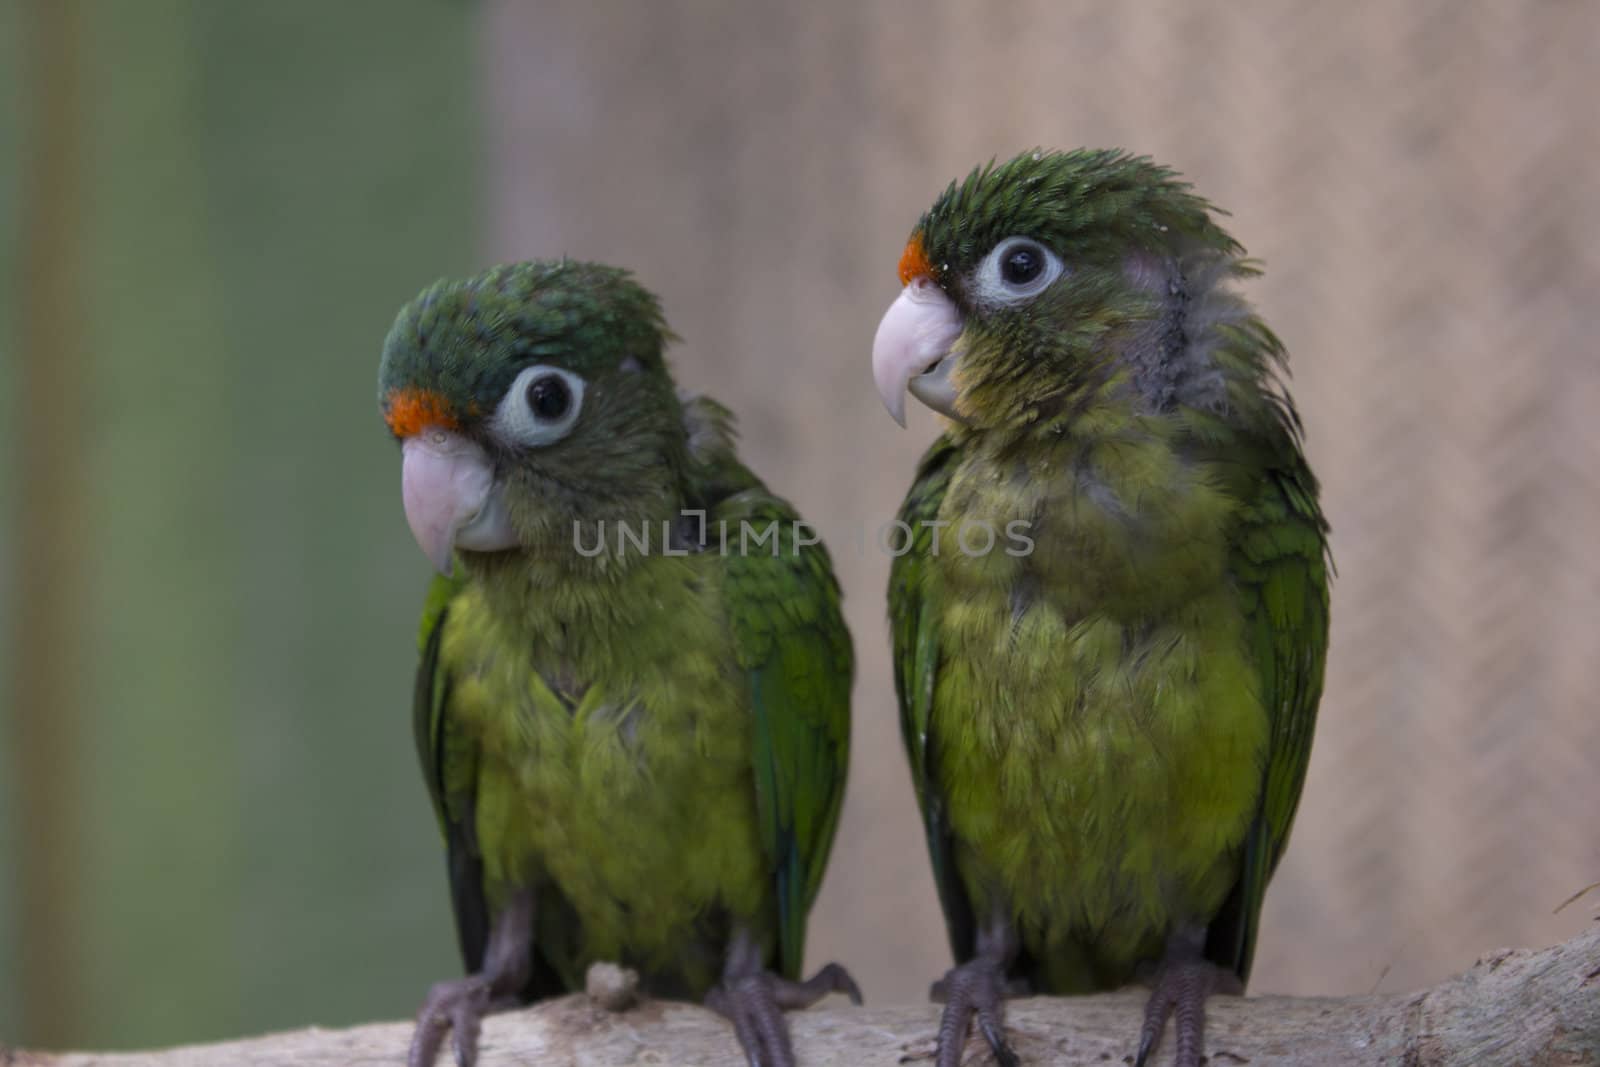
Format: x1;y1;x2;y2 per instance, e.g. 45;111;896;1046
707;959;862;1067
410;892;534;1067
449;993;482;1067
934;956;1019;1067
409;977;525;1067
410;975;490;1067
783;961;863;1008
708;974;795;1067
1134;956;1242;1067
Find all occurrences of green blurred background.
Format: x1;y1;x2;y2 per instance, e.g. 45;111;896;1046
2;1;479;1047
5;0;1599;1054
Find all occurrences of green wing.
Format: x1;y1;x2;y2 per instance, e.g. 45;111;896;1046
718;488;853;980
411;569;495;974
1206;449;1331;983
415;569;571;998
887;434;976;963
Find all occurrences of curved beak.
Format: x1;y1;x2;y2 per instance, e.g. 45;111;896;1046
871;277;966;426
400;431;518;574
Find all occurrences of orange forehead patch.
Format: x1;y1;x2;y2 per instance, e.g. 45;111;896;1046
897;233;933;286
383;387;458;438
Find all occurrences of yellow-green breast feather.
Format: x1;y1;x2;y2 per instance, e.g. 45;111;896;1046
416;470;850;997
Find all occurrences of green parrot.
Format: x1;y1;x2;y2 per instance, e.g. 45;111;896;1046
378;261;859;1067
870;150;1330;1067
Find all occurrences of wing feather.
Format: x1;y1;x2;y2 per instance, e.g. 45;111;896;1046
720;490;853;979
887;435;977;964
1206;452;1330;982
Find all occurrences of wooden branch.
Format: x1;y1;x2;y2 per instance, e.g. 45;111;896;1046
9;925;1598;1066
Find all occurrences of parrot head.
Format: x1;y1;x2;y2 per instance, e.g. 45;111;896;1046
872;149;1244;430
379;260;684;574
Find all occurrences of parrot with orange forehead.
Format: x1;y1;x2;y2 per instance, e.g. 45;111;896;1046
379;260;858;1067
871;150;1330;1067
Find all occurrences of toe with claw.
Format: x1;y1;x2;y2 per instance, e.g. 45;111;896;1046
408;890;533;1067
1133;928;1244;1067
931;920;1021;1067
707;931;862;1067
932;955;1021;1067
410;974;522;1067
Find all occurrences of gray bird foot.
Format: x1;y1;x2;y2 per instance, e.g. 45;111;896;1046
706;959;862;1067
409;890;534;1067
931;956;1023;1067
1133;954;1242;1067
408;973;521;1067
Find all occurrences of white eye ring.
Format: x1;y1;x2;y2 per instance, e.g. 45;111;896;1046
493;364;586;448
971;236;1065;307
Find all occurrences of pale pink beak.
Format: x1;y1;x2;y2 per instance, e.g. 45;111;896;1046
401;431;518;574
871;277;966;426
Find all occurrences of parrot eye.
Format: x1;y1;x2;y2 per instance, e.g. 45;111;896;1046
493;364;586;448
526;375;571;420
1002;246;1042;285
973;236;1064;307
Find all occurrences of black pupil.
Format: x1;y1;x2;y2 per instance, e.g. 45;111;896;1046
1001;245;1043;286
527;375;571;421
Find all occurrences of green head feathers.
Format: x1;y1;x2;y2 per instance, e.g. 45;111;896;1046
379;260;675;436
379;260;690;572
875;149;1266;433
905;149;1240;288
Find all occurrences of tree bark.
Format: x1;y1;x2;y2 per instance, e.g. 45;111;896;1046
8;926;1597;1066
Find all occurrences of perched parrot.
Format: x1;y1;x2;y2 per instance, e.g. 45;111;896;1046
378;261;859;1067
871;150;1330;1067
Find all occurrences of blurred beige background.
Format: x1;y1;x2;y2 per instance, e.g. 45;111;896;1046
481;0;1600;1004
3;0;1597;1051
